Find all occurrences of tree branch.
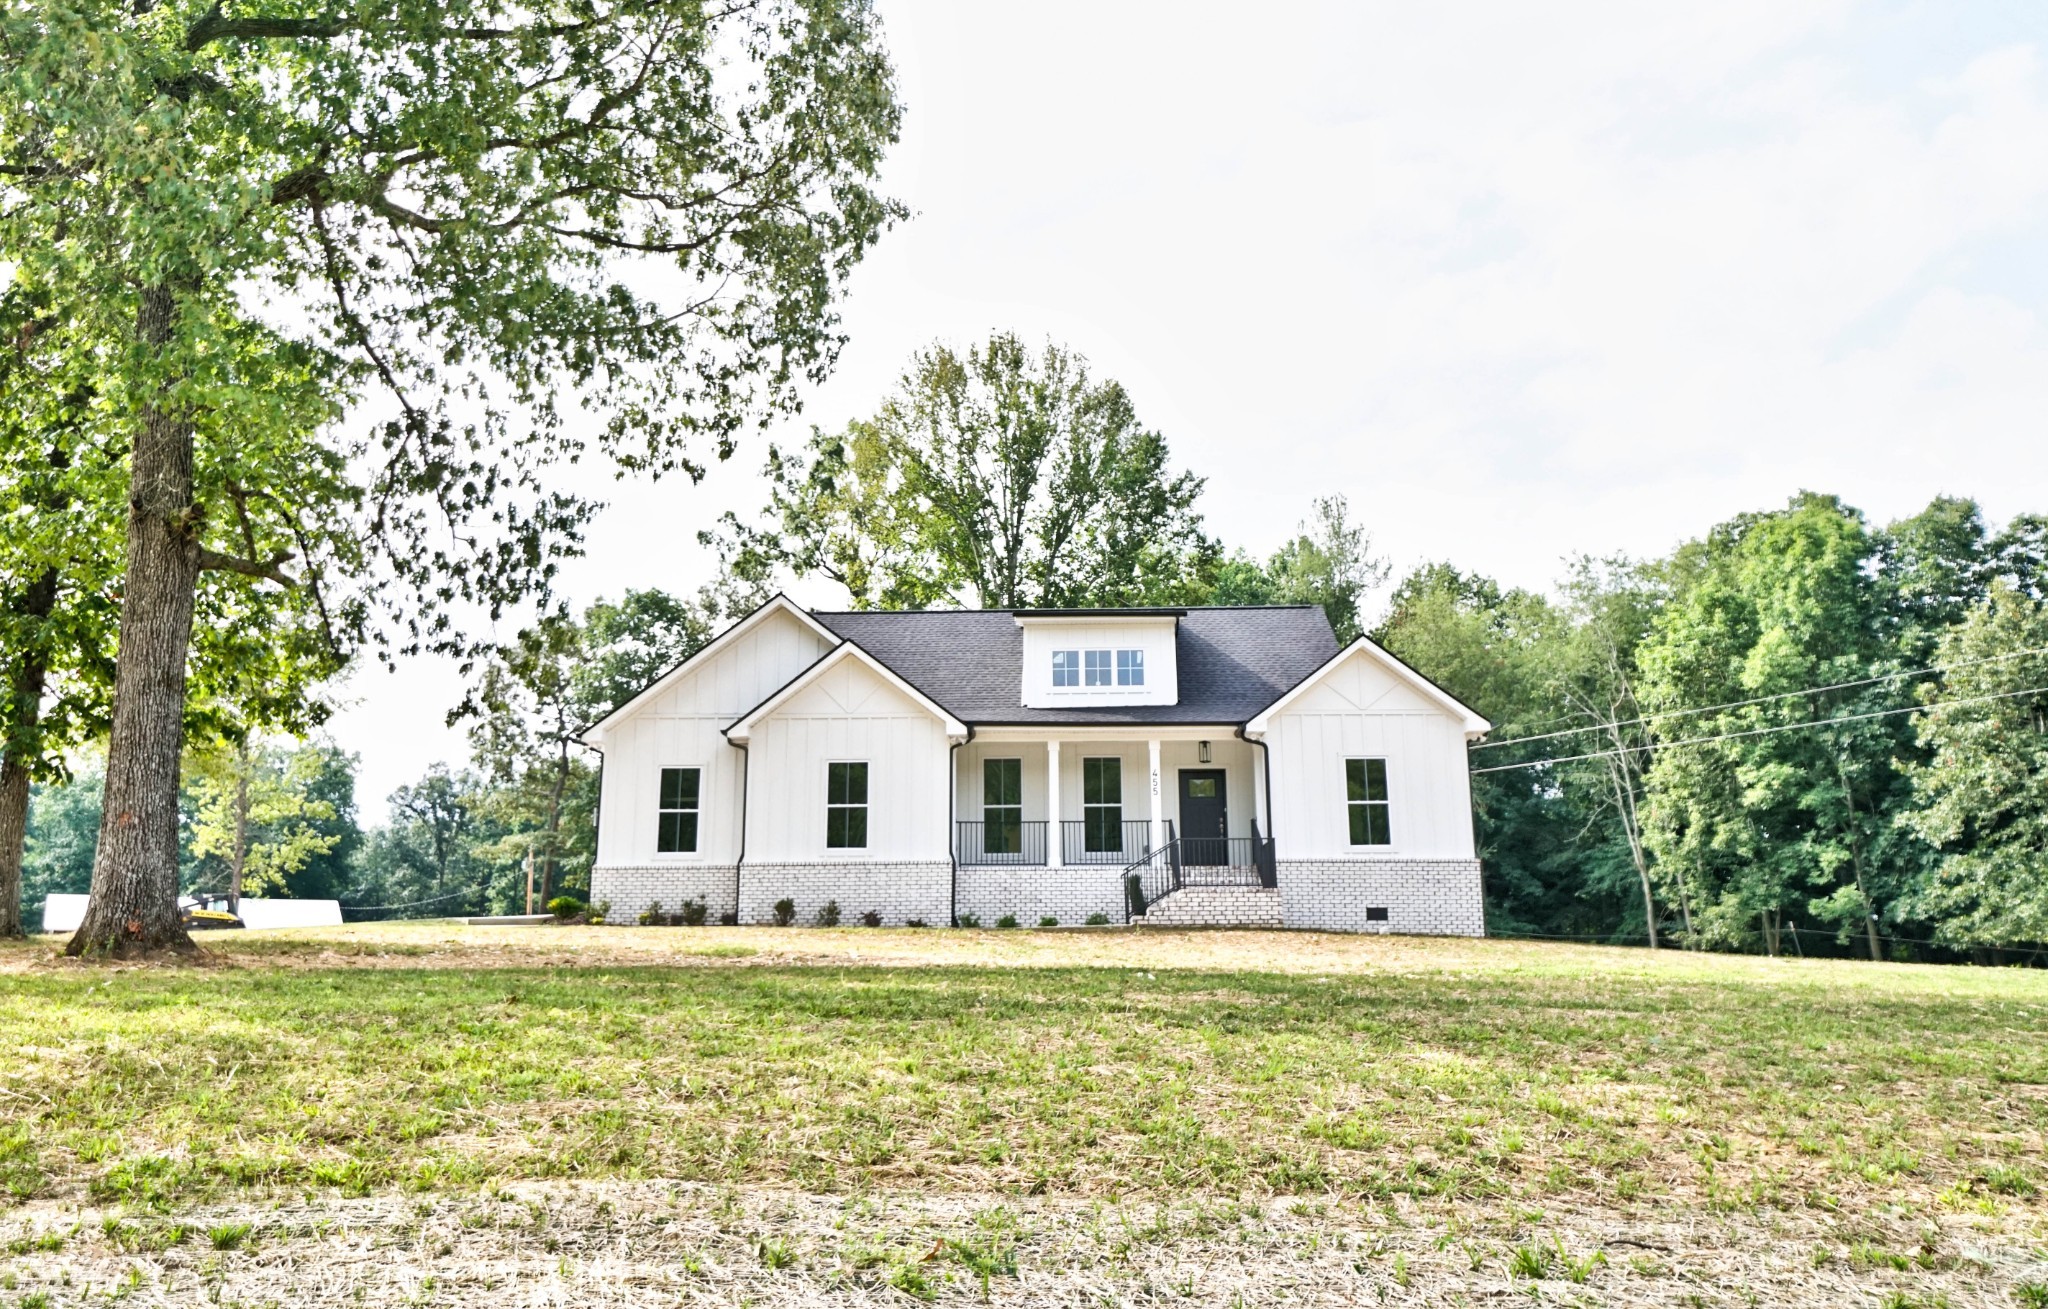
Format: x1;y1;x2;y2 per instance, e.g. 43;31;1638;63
197;547;298;586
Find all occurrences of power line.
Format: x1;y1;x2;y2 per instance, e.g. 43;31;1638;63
339;889;473;914
1470;684;2048;775
1468;644;2048;753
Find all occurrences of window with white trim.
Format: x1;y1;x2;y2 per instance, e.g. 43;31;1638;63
983;758;1022;855
1345;757;1391;846
826;761;869;849
1052;649;1080;687
1083;649;1113;686
1083;756;1123;852
1116;648;1144;686
656;767;700;854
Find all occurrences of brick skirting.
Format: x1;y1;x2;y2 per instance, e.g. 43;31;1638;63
736;861;952;927
588;865;738;923
1276;858;1485;936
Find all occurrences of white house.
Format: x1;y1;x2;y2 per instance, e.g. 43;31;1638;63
581;596;1491;933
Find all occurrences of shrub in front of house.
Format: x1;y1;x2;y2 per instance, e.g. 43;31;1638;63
772;898;796;927
955;913;980;928
719;911;739;926
817;900;841;927
906;918;928;928
547;896;586;921
588;900;610;925
995;914;1018;929
1085;912;1111;926
680;899;708;926
638;901;665;926
1039;916;1058;928
859;909;882;927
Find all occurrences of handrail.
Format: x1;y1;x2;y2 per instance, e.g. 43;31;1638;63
1123;821;1278;918
955;819;1048;866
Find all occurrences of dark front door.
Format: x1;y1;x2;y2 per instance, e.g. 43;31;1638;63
1178;770;1228;865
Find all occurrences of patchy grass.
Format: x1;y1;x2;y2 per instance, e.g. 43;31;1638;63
1;924;2044;1303
1;925;2043;1213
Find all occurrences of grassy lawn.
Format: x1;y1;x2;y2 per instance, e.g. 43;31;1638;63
1;924;2044;1305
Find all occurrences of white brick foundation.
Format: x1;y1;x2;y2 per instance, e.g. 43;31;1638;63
1277;859;1485;936
737;861;952;927
953;864;1127;926
588;865;738;923
1138;885;1283;928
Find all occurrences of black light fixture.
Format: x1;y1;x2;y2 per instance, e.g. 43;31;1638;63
1198;740;1211;763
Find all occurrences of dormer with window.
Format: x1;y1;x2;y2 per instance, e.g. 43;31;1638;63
1015;610;1181;707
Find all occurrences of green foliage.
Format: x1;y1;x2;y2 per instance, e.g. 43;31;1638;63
718;333;1216;609
773;899;797;928
1233;496;1387;643
995;914;1019;930
816;900;841;928
546;896;585;921
185;741;343;900
1900;586;2048;947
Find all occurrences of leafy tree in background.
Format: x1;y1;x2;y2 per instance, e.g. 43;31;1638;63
718;334;1215;609
462;583;758;907
1207;496;1386;643
2;0;905;956
1901;586;2048;950
18;756;102;934
186;742;342;913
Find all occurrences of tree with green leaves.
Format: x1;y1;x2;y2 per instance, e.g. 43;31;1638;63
718;334;1215;609
1205;496;1385;643
1636;495;1913;957
1;0;905;954
462;581;758;906
1900;585;2048;950
186;740;342;913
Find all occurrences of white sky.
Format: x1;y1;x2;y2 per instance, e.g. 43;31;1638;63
329;0;2048;815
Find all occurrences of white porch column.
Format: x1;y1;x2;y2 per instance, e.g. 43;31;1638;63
1046;739;1063;868
1148;738;1164;851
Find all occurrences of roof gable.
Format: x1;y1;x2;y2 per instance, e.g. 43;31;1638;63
1242;637;1492;738
725;640;968;743
579;594;839;744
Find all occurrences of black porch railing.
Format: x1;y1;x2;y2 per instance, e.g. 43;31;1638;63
955;820;1049;866
1059;819;1156;865
1122;821;1278;920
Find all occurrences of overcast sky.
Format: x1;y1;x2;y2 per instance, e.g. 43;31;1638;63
330;0;2048;812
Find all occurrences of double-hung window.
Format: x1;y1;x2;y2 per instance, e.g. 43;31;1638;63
1116;648;1144;686
983;758;1023;855
1083;649;1113;686
1052;650;1081;687
826;761;869;849
656;767;700;854
1083;757;1123;853
1346;758;1391;846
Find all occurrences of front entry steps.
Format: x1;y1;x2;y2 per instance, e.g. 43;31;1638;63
1134;884;1282;929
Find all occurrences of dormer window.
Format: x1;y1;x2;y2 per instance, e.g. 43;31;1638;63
1084;649;1113;686
1051;647;1148;691
1117;649;1144;686
1053;649;1080;687
1017;611;1180;708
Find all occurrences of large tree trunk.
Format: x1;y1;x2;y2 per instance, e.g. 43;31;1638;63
0;568;60;939
67;286;200;957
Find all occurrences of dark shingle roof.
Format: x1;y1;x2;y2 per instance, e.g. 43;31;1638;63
811;606;1340;726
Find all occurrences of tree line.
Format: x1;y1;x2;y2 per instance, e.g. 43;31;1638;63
9;321;2044;962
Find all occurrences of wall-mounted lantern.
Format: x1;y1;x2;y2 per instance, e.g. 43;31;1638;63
1198;740;1211;763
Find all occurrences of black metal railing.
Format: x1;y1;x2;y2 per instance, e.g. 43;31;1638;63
1060;818;1156;865
1122;823;1279;919
955;820;1049;866
1122;822;1179;921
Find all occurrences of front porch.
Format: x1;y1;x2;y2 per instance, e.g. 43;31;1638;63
951;729;1274;892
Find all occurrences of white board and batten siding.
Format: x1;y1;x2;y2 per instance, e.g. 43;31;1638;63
1016;616;1178;708
741;656;955;862
592;606;835;867
1260;648;1480;860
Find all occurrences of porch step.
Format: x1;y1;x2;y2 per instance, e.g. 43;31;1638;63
1136;885;1283;929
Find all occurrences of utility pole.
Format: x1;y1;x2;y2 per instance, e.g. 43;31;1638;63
524;846;535;916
